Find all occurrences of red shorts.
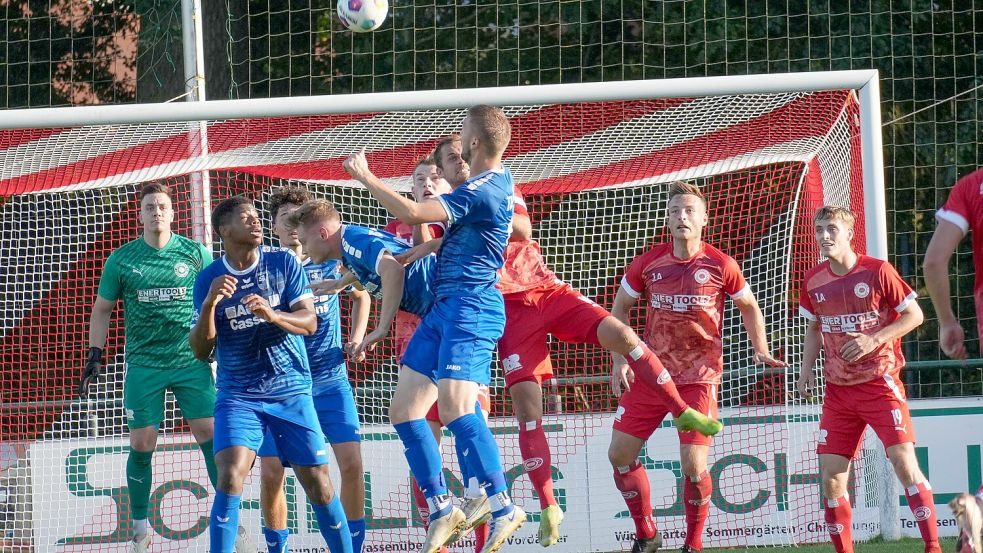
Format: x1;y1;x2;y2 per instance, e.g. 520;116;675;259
613;381;718;446
499;281;610;387
817;374;915;458
425;385;491;424
393;310;421;360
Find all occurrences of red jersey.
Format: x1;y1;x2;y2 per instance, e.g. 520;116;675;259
621;242;749;385
798;255;917;386
382;219;446;243
497;190;558;295
937;167;983;337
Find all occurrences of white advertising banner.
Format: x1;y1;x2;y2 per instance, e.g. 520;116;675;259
29;397;983;552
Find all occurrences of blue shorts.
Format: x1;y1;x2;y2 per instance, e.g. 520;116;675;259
214;393;329;467
258;381;361;458
402;288;505;385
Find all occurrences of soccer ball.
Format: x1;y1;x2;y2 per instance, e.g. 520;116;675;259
337;0;389;33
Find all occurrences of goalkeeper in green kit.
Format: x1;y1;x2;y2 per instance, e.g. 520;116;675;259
81;183;256;553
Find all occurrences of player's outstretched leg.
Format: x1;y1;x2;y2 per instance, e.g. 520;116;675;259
596;317;721;437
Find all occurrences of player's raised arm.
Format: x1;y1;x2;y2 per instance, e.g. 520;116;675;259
343;149;448;225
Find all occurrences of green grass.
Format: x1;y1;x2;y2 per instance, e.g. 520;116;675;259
697;537;956;552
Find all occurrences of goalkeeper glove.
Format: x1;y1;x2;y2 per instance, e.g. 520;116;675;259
79;346;103;397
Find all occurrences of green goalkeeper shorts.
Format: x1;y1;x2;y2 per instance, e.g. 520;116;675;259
123;363;216;429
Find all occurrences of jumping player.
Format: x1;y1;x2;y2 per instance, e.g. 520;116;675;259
797;205;940;553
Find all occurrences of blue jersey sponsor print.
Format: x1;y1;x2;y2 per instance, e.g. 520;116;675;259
193;248;314;399
434;168;514;297
340;224;436;318
302;257;349;394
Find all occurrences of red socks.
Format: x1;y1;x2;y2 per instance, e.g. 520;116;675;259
473;522;489;552
625;344;688;416
613;460;656;540
519;420;557;509
906;482;941;553
683;471;712;550
824;494;853;553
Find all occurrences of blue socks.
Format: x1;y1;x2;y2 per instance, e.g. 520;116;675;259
210;491;241;553
348;518;365;553
263;527;289;553
311;496;352;553
446;413;512;517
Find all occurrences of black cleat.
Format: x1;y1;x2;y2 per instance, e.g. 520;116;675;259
629;534;662;553
679;546;700;553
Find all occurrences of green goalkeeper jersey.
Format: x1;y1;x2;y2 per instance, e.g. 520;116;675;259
97;233;213;371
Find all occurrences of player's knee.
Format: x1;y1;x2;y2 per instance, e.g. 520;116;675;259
338;455;364;482
596;316;635;352
607;445;634;469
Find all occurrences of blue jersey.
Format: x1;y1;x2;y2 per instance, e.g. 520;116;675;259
340;224;436;318
434;168;514;297
192;248;314;400
302;257;348;394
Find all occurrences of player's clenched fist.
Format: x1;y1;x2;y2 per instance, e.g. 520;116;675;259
205;275;237;306
242;293;278;323
343;148;372;182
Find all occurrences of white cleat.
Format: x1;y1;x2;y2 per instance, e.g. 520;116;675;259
446;494;491;544
421;506;466;553
129;533;151;553
235;525;259;553
480;506;527;553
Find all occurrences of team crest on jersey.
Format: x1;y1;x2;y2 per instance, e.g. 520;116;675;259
694;268;711;284
854;282;870;298
173;261;190;278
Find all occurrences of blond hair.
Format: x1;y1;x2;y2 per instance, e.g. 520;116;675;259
288;199;340;231
667;181;706;206
813;205;856;228
467;105;511;157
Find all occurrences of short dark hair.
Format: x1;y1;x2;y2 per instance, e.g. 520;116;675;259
139;182;172;201
211;196;253;233
268;186;312;222
433;135;461;171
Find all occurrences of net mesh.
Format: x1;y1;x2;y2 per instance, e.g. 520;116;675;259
1;90;876;550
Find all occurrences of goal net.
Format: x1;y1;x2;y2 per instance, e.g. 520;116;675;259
0;75;887;552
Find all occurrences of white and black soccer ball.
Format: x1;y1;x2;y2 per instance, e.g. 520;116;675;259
337;0;389;33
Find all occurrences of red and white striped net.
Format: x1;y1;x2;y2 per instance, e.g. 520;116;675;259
0;91;878;552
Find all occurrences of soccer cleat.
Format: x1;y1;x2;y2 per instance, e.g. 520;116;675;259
480;506;527;553
679;546;699;553
235;525;258;553
421;506;466;553
447;495;491;544
537;504;563;547
129;533;151;553
673;408;723;437
629;533;662;553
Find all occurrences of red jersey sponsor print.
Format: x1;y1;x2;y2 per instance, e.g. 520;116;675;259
799;255;917;386
621;242;749;385
382;219;447;243
497;190;559;295
936;167;983;338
